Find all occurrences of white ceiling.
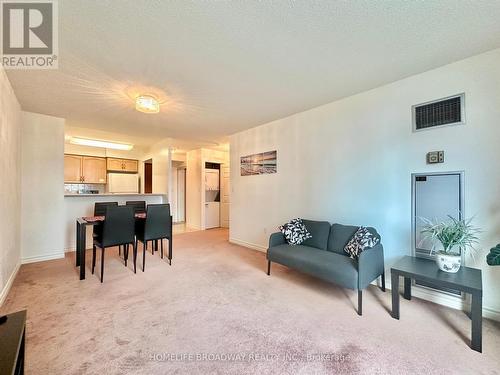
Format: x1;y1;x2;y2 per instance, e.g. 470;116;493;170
7;0;500;146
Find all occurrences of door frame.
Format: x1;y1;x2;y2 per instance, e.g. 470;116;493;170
176;167;186;223
411;170;465;258
144;159;153;194
411;170;466;298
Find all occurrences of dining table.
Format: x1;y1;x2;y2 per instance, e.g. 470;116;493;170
75;213;146;280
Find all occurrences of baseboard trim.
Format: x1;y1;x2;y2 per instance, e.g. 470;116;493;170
0;261;21;307
22;252;64;264
483;306;500;322
229;238;267;253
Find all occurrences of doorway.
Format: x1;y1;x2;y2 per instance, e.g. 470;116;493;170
144;159;152;194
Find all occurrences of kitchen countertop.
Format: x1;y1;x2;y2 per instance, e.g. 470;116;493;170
64;193;166;197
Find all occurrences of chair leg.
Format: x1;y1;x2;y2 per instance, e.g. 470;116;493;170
151;240;154;254
160;239;164;259
118;245;121;257
100;247;105;283
92;245;96;274
358;290;362;316
267;260;271;275
142;241;146;272
381;271;386;292
133;242;137;274
168;237;172;265
124;244;128;267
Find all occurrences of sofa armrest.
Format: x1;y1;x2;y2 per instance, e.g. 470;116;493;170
358;243;385;289
268;232;286;249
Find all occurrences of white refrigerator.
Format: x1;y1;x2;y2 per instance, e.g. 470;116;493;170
107;173;139;193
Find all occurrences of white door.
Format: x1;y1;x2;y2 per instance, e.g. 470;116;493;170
220;163;230;228
177;168;186;222
205;202;220;229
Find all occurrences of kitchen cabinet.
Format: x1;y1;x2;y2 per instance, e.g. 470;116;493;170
64;154;107;183
107;158;138;173
64;155;83;183
82;157;107;183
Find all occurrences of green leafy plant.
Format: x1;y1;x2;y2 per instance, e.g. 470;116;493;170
420;216;481;256
486;245;500;266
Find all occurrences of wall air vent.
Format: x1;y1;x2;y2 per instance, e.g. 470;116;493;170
412;93;465;132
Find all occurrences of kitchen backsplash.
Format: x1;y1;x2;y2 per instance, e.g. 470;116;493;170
64;184;106;194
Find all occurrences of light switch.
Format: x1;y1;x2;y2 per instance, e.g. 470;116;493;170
427;151;444;164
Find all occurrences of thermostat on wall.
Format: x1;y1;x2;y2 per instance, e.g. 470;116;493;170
427;151;444;164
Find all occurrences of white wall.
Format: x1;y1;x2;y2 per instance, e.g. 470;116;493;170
230;48;500;318
0;68;22;305
21;112;65;263
186;149;202;229
140;142;173;195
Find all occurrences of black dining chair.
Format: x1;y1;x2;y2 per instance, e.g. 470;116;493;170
126;200;146;214
126;200;147;250
92;205;136;283
135;204;173;271
93;202;119;254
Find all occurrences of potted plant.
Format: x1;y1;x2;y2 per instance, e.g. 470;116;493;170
420;216;480;273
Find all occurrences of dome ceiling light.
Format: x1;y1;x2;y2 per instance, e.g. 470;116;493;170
135;94;160;114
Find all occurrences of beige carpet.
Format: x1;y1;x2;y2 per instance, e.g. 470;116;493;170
1;229;499;374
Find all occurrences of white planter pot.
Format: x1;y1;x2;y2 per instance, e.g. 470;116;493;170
436;252;461;273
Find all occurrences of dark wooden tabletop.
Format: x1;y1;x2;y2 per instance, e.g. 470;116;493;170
391;256;482;294
0;310;26;375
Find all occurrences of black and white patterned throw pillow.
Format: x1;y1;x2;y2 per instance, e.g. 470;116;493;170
279;218;312;245
344;227;379;259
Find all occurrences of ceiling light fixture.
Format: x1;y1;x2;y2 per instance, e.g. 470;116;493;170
69;137;134;151
135;94;160;114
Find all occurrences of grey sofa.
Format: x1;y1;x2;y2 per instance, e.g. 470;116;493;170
267;220;385;315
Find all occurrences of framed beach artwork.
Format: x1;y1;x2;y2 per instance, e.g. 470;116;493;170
240;150;277;176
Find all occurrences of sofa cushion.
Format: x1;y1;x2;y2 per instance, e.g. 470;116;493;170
279;218;312;245
300;220;331;250
267;244;358;289
328;224;380;254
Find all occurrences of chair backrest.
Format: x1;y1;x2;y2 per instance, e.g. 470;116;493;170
144;204;172;241
94;202;118;216
126;200;146;214
101;205;135;248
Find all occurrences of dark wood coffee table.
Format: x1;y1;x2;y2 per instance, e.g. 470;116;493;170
391;256;482;352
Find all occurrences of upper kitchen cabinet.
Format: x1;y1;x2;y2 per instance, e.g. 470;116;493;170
106;157;138;173
82;157;107;183
64;154;107;183
64;154;83;183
